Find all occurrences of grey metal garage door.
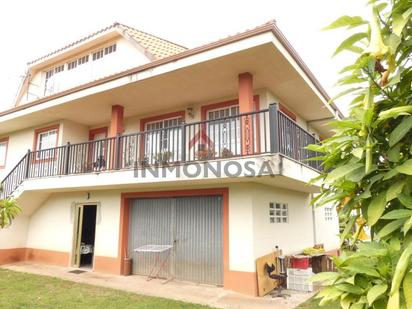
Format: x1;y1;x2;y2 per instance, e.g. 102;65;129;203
129;195;223;285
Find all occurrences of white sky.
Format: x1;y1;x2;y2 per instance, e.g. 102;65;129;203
0;0;369;114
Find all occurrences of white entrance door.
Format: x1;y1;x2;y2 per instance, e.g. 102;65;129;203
145;117;182;164
89;129;108;171
207;105;241;157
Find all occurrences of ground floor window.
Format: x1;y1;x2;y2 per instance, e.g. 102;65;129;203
269;202;289;223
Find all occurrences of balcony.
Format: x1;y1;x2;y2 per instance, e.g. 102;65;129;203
1;104;321;199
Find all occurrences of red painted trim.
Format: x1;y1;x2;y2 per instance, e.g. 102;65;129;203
139;110;186;131
32;124;60;162
119;188;229;284
279;103;297;122
0;137;9;169
89;127;108;141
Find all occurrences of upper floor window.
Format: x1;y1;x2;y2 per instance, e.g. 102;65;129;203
208;105;239;121
92;49;104;61
44;65;64;96
34;126;59;160
78;55;89;65
93;44;116;61
67;60;77;70
104;44;116;55
0;138;8;168
54;65;64;74
42;42;116;96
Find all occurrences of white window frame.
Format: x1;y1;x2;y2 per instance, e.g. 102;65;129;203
35;127;59;160
44;64;65;96
144;116;183;163
207;105;240;156
0;138;8;168
42;42;117;96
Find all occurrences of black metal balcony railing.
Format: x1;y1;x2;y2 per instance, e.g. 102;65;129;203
0;104;321;198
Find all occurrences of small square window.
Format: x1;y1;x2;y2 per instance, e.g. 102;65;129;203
324;207;333;221
269;202;288;224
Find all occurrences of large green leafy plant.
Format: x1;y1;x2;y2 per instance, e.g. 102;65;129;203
308;0;412;308
0;192;20;228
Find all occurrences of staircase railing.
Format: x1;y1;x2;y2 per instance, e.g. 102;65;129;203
1;153;29;199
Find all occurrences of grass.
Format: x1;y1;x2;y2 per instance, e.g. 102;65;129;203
0;269;213;308
296;296;340;308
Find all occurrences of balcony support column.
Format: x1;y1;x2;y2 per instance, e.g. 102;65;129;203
238;72;254;155
109;105;124;137
109;105;124;170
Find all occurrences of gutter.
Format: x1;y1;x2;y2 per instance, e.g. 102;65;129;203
311;193;318;245
1;21;343;119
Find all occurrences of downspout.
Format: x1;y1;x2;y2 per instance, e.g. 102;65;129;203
311;193;317;245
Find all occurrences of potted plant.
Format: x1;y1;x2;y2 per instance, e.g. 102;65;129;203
140;156;150;167
221;147;233;158
154;151;173;165
195;148;215;161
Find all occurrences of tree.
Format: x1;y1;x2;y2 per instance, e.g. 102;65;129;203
308;0;412;308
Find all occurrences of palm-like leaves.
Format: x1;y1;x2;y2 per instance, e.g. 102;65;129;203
0;198;20;228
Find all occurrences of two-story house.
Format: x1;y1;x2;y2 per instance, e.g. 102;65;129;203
0;21;340;296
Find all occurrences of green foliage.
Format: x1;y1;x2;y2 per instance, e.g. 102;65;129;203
0;197;20;228
311;0;412;308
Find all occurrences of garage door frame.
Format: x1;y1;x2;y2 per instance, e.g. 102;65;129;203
119;188;229;281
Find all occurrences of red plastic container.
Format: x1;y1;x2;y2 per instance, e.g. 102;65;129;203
291;255;310;269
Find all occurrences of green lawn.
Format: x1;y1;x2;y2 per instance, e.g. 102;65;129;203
296;296;339;308
0;269;212;308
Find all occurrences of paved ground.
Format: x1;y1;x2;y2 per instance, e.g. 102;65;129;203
1;263;313;309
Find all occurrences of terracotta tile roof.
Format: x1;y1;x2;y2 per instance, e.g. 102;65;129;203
28;22;187;65
118;23;187;59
